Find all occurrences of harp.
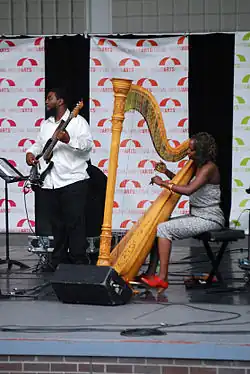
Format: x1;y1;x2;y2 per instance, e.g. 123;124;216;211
97;78;194;282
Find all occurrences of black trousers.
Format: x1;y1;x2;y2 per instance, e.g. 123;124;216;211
43;180;89;267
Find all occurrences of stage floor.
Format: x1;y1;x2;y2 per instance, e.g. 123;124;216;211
0;233;250;361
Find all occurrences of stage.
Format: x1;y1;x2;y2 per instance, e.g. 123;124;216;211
0;234;250;373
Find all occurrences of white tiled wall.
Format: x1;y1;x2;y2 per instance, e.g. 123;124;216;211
113;0;250;33
0;0;87;35
0;0;249;35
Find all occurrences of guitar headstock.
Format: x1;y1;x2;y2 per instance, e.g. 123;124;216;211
72;100;84;117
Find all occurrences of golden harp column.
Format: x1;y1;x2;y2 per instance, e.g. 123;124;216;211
97;78;133;266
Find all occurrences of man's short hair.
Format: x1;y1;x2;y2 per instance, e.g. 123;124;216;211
48;87;69;105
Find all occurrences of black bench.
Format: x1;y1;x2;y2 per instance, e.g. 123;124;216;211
185;228;245;288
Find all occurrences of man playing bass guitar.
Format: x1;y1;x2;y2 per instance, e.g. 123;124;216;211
26;88;93;271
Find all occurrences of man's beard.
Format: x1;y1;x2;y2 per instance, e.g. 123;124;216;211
45;106;57;119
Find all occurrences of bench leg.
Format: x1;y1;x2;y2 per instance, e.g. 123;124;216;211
202;240;229;284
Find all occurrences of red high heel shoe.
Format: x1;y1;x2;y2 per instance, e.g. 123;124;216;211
141;275;168;289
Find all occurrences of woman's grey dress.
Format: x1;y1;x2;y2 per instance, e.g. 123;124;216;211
157;184;225;241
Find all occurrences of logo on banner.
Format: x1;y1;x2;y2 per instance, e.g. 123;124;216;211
236;54;247;63
178;199;189;214
159;56;181;72
177;77;188;92
97;118;112;133
241;116;250;130
16;218;35;232
0;77;16;92
90;98;102;112
234;95;246;110
98;159;108;173
136;39;158;52
33;37;44;51
15;98;39;112
233;137;245;151
232;178;244;192
18;138;35;151
160;97;182;112
136;78;158;88
119;179;141;194
138;159;156;174
120;219;136;229
97;77;113;92
137;200;153;208
17;57;39;72
90;57;103;72
178;159;188;169
0;118;16;133
26;77;45;93
34;118;44;127
120;138;141;153
0;199;16;213
113;201;119;208
242;32;250;41
97;38;117;52
119;58;141;72
0;39;15;52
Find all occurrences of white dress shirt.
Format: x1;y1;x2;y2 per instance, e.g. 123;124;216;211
27;109;94;189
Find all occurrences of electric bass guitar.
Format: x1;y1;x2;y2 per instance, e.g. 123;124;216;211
29;101;84;186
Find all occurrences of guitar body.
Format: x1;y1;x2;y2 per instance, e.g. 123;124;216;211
28;100;84;187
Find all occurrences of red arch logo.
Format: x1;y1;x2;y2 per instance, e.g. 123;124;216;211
113;201;119;208
34;37;44;46
160;98;181;107
94;140;101;147
119;58;140;66
120;219;136;228
17;58;38;67
136;78;158;87
34;118;44;127
0;118;16;127
18;138;35;147
178;200;189;209
34;77;45;86
136;39;158;47
178;159;188;168
97;77;112;86
17;98;38;107
159;57;181;66
138;160;156;168
0;78;15;86
8;160;17;167
0;39;15;47
90;98;101;107
177;77;188;86
91;57;102;66
120;139;141;148
98;39;117;47
137;200;153;208
177;118;188;127
137;119;146;128
97;118;112;127
120;180;141;188
98;159;109;167
0;199;16;208
177;36;186;45
169;139;180;148
17;218;35;227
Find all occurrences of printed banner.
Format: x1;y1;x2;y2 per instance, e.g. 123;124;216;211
0;37;45;233
232;32;250;233
90;37;189;230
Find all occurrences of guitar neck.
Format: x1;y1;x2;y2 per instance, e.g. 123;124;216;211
43;114;73;159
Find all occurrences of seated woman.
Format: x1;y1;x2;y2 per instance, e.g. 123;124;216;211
141;132;225;289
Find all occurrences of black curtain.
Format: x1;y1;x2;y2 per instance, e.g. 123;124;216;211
45;35;90;121
189;33;235;226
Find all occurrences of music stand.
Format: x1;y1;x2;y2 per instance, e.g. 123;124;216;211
0;158;29;270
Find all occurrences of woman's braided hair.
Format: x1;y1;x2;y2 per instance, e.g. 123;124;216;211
191;132;217;167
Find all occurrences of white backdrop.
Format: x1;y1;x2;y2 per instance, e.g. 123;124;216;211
231;32;250;233
90;36;189;230
0;38;45;233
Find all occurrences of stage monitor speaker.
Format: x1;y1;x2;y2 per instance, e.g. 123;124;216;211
51;264;132;306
